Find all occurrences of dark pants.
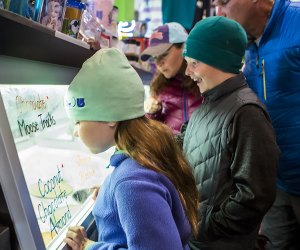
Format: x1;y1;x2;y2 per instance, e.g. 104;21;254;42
261;188;300;250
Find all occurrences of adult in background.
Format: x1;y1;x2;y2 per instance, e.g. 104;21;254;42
216;1;300;249
183;16;280;250
141;22;203;136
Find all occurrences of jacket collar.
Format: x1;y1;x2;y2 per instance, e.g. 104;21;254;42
262;0;287;43
109;150;128;168
202;73;247;102
167;72;185;85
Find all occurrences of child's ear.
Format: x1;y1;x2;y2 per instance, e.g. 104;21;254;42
107;122;118;128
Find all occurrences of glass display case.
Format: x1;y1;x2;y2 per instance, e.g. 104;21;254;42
0;84;114;249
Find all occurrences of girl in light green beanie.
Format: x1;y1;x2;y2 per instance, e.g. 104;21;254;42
63;48;199;250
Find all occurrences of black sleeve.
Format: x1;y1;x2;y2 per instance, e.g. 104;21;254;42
205;105;280;239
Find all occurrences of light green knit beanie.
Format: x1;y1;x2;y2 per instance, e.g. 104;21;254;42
65;48;145;122
183;16;247;74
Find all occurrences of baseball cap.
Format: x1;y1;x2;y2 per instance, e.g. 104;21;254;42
140;22;188;61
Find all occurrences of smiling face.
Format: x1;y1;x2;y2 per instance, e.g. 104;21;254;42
184;57;214;93
74;121;117;154
155;45;184;79
185;55;240;94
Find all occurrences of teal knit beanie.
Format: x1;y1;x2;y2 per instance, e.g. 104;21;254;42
183;16;247;74
65;48;145;122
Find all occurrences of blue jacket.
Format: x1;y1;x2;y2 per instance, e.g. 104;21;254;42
244;0;300;196
87;152;191;250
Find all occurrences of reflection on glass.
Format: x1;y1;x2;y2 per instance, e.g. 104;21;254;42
0;85;113;248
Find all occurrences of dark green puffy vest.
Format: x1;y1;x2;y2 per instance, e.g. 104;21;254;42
183;84;267;206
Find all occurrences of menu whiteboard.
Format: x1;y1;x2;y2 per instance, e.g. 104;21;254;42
0;85;113;248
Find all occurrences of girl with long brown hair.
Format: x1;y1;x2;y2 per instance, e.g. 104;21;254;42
64;48;198;250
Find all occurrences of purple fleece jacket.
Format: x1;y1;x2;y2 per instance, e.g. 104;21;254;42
86;152;191;250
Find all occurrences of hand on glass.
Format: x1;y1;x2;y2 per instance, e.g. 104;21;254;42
64;226;94;250
144;96;162;114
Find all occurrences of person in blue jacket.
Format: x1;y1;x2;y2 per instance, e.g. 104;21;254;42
63;48;198;250
216;0;300;249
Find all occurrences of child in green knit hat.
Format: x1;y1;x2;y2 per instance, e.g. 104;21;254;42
63;48;199;250
182;16;280;249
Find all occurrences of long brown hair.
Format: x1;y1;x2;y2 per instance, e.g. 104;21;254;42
115;116;199;237
150;43;199;97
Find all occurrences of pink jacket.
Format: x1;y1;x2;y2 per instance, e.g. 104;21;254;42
147;75;203;135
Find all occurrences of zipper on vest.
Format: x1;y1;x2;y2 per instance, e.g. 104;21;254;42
262;59;267;101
